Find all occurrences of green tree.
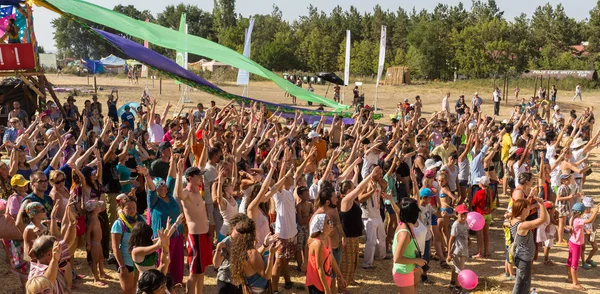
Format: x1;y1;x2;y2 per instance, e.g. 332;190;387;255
52;16;107;59
156;4;215;61
350;39;377;75
213;0;237;43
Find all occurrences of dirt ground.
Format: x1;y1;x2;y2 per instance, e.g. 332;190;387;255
2;75;600;293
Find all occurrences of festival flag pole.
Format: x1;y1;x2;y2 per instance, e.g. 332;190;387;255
143;18;149;90
374;25;386;112
343;30;351;105
237;18;255;97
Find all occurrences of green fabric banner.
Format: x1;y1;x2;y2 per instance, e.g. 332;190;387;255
41;0;348;111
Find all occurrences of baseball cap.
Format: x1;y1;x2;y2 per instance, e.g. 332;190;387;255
419;188;434;198
515;148;525;156
560;173;571;180
158;141;172;152
554;105;560;111
544;201;554;209
479;176;490;186
10;174;29;187
572;202;585;213
455;204;468;214
308;131;321;139
583;197;594;208
183;166;205;178
153;177;166;188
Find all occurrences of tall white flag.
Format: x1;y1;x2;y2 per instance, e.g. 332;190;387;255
376;25;387;86
343;30;351;86
237;18;255;86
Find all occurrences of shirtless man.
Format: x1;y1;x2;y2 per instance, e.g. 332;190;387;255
176;159;210;294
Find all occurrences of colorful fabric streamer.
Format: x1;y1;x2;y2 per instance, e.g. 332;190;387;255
92;28;382;122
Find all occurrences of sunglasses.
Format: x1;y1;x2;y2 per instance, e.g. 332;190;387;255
54;179;65;184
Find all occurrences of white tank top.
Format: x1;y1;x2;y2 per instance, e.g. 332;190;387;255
219;197;239;236
148;123;164;144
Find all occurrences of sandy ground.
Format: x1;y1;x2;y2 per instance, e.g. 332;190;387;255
2;75;600;293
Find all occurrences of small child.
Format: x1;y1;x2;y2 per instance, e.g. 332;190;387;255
295;186;313;271
418;187;441;283
471;176;492;258
581;197;598;270
86;200;109;286
502;212;515;280
566;202;599;291
447;204;469;293
537;201;557;265
556;173;575;245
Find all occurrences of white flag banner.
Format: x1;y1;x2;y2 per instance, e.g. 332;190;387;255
237;18;255;86
141;18;149;78
376;25;387;86
344;30;351;86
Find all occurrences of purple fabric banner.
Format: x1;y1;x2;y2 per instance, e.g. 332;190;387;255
93;29;355;124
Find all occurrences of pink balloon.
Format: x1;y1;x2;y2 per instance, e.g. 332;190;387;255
458;269;478;290
467;211;485;231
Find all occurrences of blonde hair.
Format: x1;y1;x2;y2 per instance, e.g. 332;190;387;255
49;170;66;184
26;276;53;294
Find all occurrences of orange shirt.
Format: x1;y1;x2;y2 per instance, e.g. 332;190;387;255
314;140;327;162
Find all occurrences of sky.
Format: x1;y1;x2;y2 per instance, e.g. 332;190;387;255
33;0;596;53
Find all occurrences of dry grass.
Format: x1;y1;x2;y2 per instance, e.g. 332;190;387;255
2;75;600;293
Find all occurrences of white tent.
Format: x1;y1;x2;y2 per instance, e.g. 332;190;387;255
201;60;228;72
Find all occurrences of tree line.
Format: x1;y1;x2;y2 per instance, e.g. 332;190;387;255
51;0;600;81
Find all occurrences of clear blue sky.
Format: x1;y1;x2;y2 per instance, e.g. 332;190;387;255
34;0;596;53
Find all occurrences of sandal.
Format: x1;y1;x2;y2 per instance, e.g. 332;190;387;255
571;284;586;291
587;260;598;267
440;260;451;269
95;281;108;287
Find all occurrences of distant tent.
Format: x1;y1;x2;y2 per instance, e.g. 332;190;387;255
100;54;127;74
82;59;104;74
201;60;228;72
100;54;127;68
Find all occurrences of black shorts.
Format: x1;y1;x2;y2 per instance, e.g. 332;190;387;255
116;265;134;273
217;280;242;294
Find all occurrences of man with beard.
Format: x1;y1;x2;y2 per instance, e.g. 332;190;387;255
311;187;347;293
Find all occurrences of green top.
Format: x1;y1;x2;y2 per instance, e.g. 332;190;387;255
392;227;417;274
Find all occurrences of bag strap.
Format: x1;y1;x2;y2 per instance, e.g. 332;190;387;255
402;222;423;258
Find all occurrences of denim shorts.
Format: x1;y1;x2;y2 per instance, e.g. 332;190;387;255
431;215;438;226
332;247;342;278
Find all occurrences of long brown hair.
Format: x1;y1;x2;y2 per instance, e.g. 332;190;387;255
229;218;257;286
511;199;529;219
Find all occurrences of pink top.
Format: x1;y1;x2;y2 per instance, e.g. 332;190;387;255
570;218;585;245
6;193;24;217
306;237;332;292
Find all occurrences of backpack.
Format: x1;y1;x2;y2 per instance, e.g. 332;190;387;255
508;221;521;264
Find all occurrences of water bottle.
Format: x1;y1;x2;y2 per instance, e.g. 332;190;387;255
530;288;538;294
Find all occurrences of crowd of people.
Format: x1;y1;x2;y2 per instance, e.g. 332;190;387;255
0;83;598;294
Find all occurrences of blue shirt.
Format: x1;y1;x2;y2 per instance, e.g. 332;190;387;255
110;214;144;267
121;112;135;129
147;177;183;237
116;164;132;193
469;145;489;186
3;127;17;144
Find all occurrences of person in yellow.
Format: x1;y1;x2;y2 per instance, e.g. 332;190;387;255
501;122;513;196
431;133;456;164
